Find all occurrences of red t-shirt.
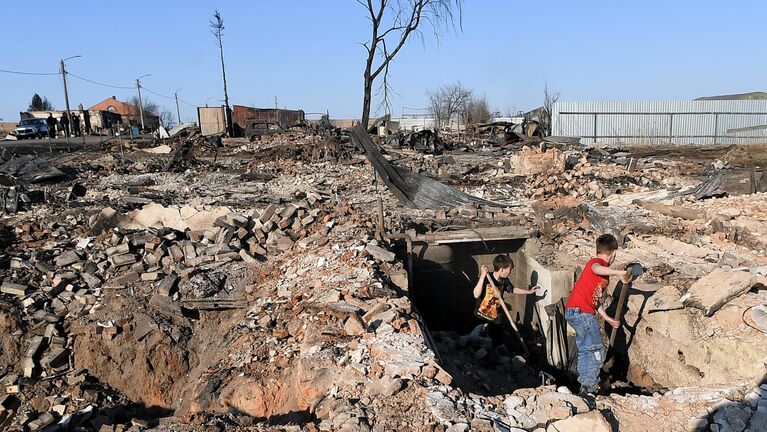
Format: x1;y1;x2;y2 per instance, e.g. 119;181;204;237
565;257;609;314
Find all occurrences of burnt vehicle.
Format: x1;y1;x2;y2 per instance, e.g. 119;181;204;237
244;120;285;141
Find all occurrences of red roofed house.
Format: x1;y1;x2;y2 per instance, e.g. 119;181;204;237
89;96;159;130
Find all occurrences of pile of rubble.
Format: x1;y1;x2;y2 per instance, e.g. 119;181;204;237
1;129;767;432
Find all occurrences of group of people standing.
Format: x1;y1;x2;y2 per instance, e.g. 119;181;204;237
45;111;84;138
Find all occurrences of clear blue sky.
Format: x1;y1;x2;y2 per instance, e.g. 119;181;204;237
1;0;765;123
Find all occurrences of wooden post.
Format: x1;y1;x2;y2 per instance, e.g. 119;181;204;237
484;274;531;357
608;280;630;348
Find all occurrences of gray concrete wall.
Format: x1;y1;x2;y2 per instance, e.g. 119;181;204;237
471;245;575;369
409;238;576;370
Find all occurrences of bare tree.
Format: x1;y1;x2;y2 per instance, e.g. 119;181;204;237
159;110;176;130
542;82;561;136
358;0;461;128
128;96;160;116
29;94;54;111
427;82;472;128
211;10;232;135
462;95;491;125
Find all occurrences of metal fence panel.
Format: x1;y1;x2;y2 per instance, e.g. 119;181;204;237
198;107;226;136
553;100;767;145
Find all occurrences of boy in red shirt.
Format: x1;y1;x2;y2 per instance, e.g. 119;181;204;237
565;234;631;396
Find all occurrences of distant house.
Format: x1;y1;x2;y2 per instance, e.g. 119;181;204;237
90;96;160;130
695;92;767;101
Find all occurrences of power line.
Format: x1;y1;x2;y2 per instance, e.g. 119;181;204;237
143;87;199;108
177;98;197;107
0;68;59;76
141;87;174;100
67;72;133;90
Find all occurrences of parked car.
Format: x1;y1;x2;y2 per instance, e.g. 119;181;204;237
13;118;48;139
244;120;284;141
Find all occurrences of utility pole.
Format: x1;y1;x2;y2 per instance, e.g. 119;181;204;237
135;79;145;131
211;10;232;136
274;96;278;109
59;55;81;151
60;60;71;150
134;74;150;132
175;90;182;125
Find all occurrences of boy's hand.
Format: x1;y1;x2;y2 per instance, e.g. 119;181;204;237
620;271;632;284
480;265;489;276
530;284;542;293
606;317;620;328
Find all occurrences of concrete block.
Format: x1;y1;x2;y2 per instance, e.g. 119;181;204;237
109;253;137;268
1;281;27;297
105;243;129;256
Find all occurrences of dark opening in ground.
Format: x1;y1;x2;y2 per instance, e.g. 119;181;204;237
407;238;652;397
408;238;558;395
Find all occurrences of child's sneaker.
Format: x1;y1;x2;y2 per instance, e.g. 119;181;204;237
578;385;596;398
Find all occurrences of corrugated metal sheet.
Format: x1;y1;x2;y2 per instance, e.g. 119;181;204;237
232;105;305;130
393;117;436;131
552;100;767;145
197;107;227;136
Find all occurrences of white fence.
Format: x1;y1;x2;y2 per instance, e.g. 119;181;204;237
552;100;767;145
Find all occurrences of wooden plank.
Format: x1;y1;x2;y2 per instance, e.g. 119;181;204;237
633;200;706;220
418;226;534;244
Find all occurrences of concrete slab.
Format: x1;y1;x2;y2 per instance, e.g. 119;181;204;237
682;268;756;316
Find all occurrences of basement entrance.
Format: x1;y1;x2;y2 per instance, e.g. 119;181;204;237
405;227;576;396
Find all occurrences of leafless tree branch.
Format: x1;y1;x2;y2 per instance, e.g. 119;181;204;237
358;0;462;128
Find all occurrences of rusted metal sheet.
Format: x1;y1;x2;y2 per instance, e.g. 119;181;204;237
349;125;513;209
232;105;305;130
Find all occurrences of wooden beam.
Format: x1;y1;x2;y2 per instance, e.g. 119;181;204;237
417;226;534;244
632;200;705;220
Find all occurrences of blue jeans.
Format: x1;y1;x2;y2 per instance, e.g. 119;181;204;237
565;308;605;392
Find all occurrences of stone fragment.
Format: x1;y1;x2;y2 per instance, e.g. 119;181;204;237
108;272;140;288
259;204;278;223
747;404;767;432
27;412;55;431
712;404;752;432
682;268;756;316
157;275;179;297
446;423;469;432
141;272;163;281
426;391;460;423
532;391;590;425
435;368;453;385
546;411;612;432
109;253;137;268
40;348;69;369
344;315;366;336
384;361;422;378
751;306;767;333
365;244;395;262
239;249;259;264
54;250;81;267
81;273;102;288
0;281;27;297
369;376;403;397
105;243;129;256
